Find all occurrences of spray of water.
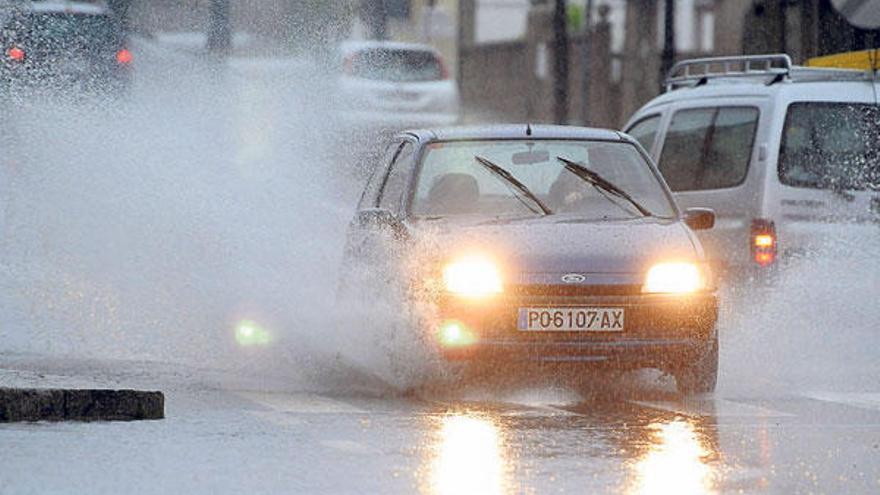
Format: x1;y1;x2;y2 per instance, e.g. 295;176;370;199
2;33;878;400
720;226;880;394
0;33;431;393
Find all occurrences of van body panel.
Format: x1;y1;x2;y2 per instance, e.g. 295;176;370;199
625;76;880;275
633;95;769;271
764;83;880;258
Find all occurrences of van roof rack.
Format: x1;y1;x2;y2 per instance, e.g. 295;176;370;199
664;54;870;91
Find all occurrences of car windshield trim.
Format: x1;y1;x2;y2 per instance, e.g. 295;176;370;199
473;155;553;216
556;156;654;217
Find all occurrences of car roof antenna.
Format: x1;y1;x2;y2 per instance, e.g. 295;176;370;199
526;123;532;136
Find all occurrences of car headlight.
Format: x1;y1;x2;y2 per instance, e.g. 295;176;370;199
443;256;503;297
642;262;707;294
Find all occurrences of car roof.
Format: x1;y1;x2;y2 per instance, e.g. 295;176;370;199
403;125;626;143
644;57;879;106
635;76;879;114
9;1;109;15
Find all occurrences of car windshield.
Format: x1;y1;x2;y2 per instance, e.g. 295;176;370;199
411;140;676;220
348;48;444;82
779;102;880;191
3;13;120;51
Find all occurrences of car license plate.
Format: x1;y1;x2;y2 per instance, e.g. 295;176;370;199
517;307;624;332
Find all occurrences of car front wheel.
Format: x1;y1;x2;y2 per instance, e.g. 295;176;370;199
674;338;718;395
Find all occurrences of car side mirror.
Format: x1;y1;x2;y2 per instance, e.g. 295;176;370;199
683;208;715;230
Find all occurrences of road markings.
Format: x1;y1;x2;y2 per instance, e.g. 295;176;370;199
631;398;794;418
498;403;582;417
803;392;880;412
248;410;307;428
240;393;377;457
237;391;367;414
417;394;583;418
320;439;379;455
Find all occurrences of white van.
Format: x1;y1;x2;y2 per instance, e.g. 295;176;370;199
624;54;879;279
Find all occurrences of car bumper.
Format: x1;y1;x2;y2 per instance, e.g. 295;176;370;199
434;293;718;368
1;65;131;92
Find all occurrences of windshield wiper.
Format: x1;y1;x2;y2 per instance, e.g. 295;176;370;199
556;156;653;217
474;155;552;216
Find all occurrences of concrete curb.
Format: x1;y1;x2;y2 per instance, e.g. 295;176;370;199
0;388;164;422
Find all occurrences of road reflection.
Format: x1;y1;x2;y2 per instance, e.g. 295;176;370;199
628;419;718;495
426;413;512;495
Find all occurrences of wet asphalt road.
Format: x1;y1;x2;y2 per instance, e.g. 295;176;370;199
2;362;880;494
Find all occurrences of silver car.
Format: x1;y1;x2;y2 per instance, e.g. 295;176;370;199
341;125;719;394
336;40;460;129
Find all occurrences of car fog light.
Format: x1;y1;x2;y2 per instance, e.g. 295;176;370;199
642;262;706;294
235;320;272;346
438;321;476;347
442;256;503;297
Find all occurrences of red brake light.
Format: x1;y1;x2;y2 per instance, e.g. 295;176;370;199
750;219;777;267
116;48;133;64
7;46;25;61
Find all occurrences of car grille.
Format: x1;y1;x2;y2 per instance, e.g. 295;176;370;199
509;284;643;297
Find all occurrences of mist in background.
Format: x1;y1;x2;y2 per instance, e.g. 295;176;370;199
1;12;879;399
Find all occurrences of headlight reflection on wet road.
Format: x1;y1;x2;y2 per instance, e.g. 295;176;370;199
629;419;718;495
427;414;511;495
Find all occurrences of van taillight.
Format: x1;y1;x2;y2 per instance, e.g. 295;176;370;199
7;46;25;61
751;219;777;266
438;57;450;79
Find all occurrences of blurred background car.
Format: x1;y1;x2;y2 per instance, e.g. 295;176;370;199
335;40;459;130
0;0;132;94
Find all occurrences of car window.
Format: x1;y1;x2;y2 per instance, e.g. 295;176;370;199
348;48;444;82
3;13;122;50
658;109;714;191
411;140;676;220
378;141;416;213
626;115;661;151
659;107;758;191
778;102;880;191
359;141;403;209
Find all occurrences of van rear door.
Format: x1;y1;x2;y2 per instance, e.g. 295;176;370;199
774;100;880;258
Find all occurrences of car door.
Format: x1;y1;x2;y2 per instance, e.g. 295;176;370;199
647;101;765;270
772;98;880;261
340;139;403;289
340;138;417;294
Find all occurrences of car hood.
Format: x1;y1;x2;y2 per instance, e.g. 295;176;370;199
412;216;700;277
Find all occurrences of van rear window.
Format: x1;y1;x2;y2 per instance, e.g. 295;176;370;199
348;48;444;82
3;13;121;50
778;102;880;191
658;107;759;191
